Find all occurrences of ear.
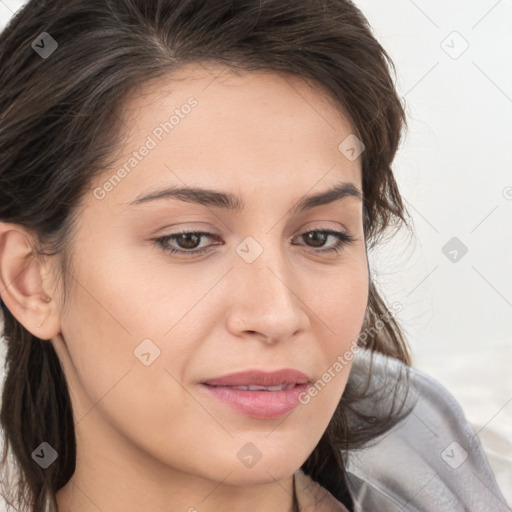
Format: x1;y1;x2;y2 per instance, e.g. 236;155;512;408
0;222;61;340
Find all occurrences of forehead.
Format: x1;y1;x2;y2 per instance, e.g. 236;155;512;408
92;62;362;209
122;62;352;129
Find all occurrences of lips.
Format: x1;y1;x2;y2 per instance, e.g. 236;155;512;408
199;369;313;418
201;368;311;388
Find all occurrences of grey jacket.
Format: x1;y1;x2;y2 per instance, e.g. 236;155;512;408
342;349;510;511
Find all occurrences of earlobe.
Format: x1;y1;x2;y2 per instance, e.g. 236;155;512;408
0;222;61;340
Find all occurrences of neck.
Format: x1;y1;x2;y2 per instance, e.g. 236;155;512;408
294;469;350;511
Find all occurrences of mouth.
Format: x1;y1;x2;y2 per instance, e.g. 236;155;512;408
204;383;299;391
201;368;311;388
199;369;312;419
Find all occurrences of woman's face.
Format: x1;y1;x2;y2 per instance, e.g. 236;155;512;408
49;63;368;497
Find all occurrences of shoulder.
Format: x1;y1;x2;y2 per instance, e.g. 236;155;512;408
343;349;510;512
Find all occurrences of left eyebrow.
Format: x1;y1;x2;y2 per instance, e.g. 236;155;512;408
127;181;363;214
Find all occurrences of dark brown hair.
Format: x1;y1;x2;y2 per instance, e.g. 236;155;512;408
0;0;412;510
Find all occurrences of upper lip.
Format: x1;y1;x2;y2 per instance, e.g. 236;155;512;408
202;369;311;387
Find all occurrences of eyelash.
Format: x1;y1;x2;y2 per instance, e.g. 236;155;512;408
153;228;355;257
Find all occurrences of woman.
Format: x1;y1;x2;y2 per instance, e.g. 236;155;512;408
0;1;507;511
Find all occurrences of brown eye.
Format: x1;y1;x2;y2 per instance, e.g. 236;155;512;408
295;229;355;254
154;230;220;256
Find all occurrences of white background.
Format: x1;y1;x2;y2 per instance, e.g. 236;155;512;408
1;0;511;507
354;0;512;357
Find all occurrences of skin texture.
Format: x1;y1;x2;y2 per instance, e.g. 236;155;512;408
0;63;366;512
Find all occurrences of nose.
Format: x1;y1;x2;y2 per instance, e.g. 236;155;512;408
225;237;310;344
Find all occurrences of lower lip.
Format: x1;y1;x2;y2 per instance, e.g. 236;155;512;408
199;383;310;419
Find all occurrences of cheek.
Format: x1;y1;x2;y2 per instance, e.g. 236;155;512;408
306;255;368;405
57;275;203;464
313;252;369;342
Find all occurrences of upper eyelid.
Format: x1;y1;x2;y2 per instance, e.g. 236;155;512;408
159;219;353;236
155;227;355;247
158;226;352;239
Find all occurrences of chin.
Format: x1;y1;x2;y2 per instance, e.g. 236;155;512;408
219;440;309;484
